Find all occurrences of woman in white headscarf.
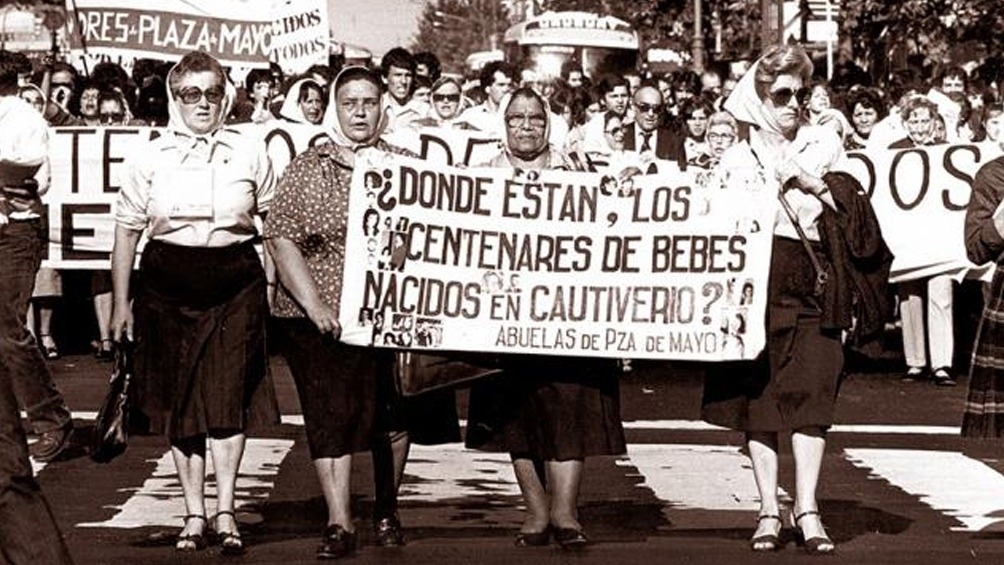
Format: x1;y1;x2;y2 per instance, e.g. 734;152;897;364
700;43;869;555
110;50;279;555
265;66;460;558
466;87;626;550
278;77;326;125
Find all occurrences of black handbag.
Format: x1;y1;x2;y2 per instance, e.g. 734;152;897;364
394;351;501;396
90;339;134;463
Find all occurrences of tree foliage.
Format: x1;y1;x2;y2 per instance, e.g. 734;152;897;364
841;0;1004;73
411;0;511;74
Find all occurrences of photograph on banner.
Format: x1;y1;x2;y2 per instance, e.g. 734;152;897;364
65;0;328;71
838;142;1004;282
338;151;776;362
383;126;502;167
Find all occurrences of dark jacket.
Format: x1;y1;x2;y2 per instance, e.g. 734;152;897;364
818;171;894;345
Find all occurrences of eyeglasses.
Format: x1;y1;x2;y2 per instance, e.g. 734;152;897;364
768;87;810;107
432;93;461;103
174;86;226;105
634;102;662;114
605;126;623;135
686;114;708;121
505;113;546;128
707;133;735;143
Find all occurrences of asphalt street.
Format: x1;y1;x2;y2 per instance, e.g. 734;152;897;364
25;341;1004;565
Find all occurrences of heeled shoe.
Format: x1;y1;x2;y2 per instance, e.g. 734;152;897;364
175;514;208;552
514;526;551;547
792;510;835;555
94;339;115;362
552;526;589;550
38;334;59;360
750;514;783;552
213;510;245;556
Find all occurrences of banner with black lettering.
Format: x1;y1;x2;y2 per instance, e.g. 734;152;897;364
66;0;328;72
338;151;775;361
383;127;502;166
838;143;1003;281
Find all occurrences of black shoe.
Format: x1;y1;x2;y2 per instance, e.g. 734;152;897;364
95;339;115;362
213;510;245;556
317;524;358;560
932;367;957;387
552;526;589;550
175;515;208;552
30;422;72;462
373;515;406;547
514;526;551;547
901;366;926;382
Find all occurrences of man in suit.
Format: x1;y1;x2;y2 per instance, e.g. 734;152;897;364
623;83;684;165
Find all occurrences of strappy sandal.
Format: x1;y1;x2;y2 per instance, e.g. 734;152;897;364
175;514;208;552
750;514;783;552
214;510;245;556
38;334;59;360
792;510;835;555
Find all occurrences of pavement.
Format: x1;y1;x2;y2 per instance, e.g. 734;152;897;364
25;341;1004;564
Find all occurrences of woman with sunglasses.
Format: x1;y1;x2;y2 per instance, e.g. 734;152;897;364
701;43;889;555
465;87;626;550
110;50;279;556
412;76;474;129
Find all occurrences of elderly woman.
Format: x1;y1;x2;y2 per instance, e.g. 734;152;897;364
705;110;738;166
701;44;890;555
110;50;279;555
265;66;459;557
465;87;626;549
279;77;326;125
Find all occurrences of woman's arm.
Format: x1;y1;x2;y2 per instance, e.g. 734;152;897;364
265;237;340;337
110;226;142;340
777;159;837;210
965;162;1004;266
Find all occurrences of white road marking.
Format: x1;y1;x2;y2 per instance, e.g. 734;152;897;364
618;444;791;519
845;448;1004;532
400;444;520;503
76;439;294;528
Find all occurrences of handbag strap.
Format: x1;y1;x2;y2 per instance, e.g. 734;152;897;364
777;191;828;288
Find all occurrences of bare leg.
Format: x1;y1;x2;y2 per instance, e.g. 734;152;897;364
747;432;782;547
170;440;207;540
208;432;246;534
791;429;831;544
545;459;583;530
313;455;354;531
93;292;113;342
512;457;549;533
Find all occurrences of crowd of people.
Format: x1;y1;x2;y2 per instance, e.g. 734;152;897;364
2;34;1004;564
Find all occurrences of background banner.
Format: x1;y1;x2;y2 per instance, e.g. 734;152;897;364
65;0;328;71
337;151;775;361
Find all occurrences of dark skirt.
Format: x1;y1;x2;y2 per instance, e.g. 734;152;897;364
133;240;279;441
274;317;378;458
701;237;844;432
465;355;626;461
377;352;461;445
962;267;1004;438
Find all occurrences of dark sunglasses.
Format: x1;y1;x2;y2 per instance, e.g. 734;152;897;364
432;93;461;103
174;86;226;105
605;126;623;135
634;102;663;114
768;87;811;107
100;112;124;124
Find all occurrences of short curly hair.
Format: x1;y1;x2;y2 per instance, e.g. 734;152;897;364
753;44;813;101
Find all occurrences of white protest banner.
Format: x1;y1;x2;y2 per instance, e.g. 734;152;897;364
65;0;328;71
338;152;775;361
837;142;1003;282
41;123;328;268
383;126;502;166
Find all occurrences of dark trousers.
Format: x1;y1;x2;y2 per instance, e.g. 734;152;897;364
0;261;74;563
0;220;71;434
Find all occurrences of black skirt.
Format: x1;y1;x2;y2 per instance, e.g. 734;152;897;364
274;317;377;458
701;237;844;432
376;351;462;445
465;355;626;461
133;240;279;441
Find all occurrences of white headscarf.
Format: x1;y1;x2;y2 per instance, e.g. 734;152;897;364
320;66;389;151
278;77;324;124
